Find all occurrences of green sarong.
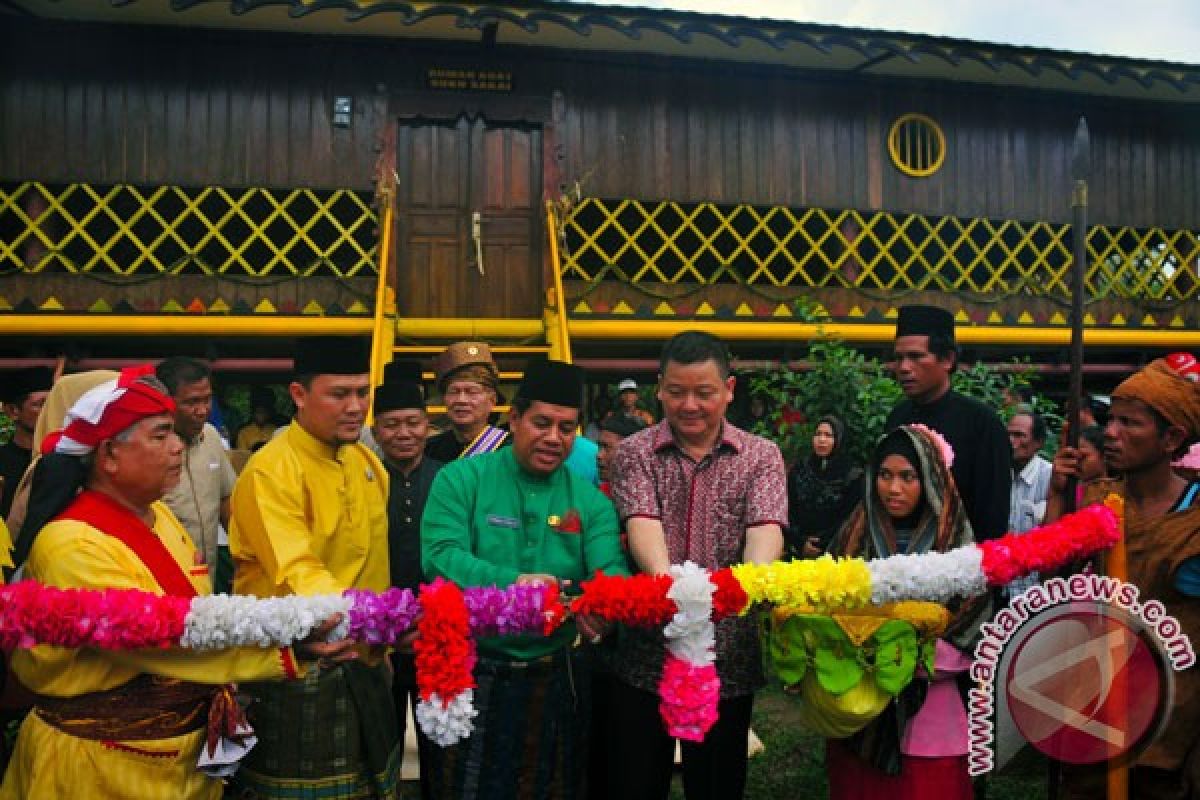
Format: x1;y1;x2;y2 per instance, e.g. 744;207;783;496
235;660;400;799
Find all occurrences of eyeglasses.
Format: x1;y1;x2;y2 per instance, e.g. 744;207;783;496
444;385;489;400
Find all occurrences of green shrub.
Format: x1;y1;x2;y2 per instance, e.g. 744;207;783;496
744;327;1059;465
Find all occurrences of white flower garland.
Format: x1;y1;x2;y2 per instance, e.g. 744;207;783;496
866;546;986;606
180;593;351;650
663;561;717;665
416;690;479;747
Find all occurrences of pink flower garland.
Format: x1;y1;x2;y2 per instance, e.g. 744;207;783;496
0;582;188;651
659;656;720;740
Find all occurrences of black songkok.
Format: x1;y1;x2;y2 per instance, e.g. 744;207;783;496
515;358;584;409
2;367;53;404
895;305;955;341
293;336;371;376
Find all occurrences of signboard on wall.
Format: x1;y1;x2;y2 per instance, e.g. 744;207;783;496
427;68;514;92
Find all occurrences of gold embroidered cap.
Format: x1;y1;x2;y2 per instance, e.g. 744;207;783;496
435;341;498;386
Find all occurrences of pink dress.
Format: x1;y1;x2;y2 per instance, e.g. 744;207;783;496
901;640;972;756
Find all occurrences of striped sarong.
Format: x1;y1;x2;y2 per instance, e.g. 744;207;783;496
427;647;592;800
459;426;508;459
234;661;400;800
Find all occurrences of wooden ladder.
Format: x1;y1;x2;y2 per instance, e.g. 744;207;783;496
367;201;572;415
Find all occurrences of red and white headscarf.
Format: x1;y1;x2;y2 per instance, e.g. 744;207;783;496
40;365;176;456
1166;352;1200;383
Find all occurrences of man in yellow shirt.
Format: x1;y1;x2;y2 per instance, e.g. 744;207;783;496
229;336;400;799
1;366;352;800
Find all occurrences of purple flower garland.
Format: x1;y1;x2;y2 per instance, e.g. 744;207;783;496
343;583;557;644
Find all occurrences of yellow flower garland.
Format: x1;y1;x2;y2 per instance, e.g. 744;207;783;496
732;555;873;614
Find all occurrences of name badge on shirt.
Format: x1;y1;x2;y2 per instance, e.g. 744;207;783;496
487;514;520;529
365;468;375;482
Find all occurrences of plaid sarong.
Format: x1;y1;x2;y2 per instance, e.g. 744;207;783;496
427;647;592;800
234;661;400;800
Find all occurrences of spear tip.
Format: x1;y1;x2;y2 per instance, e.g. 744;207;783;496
1071;117;1091;180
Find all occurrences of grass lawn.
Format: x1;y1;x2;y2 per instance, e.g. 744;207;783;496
396;684;1051;799
669;685;1051;799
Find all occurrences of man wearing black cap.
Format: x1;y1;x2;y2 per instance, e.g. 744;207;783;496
229;336;401;800
1;367;52;519
885;304;1012;540
421;357;629;800
371;361;441;800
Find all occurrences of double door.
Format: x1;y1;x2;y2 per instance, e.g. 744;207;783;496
395;117;543;319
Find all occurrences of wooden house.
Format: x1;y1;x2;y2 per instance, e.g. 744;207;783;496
1;1;1198;386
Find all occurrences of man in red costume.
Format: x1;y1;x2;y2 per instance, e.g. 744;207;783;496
1;366;352;800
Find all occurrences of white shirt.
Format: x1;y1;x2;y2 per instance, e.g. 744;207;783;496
1009;455;1053;534
1007;454;1053;595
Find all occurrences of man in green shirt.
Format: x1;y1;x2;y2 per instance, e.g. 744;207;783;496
421;357;629;799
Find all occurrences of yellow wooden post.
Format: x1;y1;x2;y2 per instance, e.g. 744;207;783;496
1106;511;1129;800
544;201;573;363
369;188;396;391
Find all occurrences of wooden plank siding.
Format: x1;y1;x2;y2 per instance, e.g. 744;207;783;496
2;18;1199;232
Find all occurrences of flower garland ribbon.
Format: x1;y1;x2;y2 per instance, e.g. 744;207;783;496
0;498;1121;746
413;578;477;746
659;562;719;741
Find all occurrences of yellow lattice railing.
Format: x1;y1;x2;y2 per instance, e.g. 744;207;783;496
0;182;377;278
558;198;1200;303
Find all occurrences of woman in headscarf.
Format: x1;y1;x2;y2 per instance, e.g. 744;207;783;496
786;415;863;557
826;425;990;800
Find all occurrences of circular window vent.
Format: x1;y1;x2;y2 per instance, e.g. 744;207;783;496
888;113;946;178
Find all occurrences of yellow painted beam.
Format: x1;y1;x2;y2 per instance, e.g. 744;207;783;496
0;315;373;336
393;317;544;339
3;314;1193;349
567;319;1200;348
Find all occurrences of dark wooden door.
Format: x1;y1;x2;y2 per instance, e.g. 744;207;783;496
396;117;542;319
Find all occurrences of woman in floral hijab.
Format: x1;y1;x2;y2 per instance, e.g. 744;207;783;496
827;424;990;800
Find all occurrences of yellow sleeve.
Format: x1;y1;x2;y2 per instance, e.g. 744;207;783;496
102;644;301;686
230;464;342;596
18;523;303;694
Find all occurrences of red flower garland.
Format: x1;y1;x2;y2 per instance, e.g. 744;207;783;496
570;571;676;627
979;495;1123;587
539;583;568;636
571;568;749;626
413;578;476;704
710;568;750;621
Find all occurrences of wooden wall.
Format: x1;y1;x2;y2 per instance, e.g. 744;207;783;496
2;19;1198;229
552;59;1200;230
0;22;385;190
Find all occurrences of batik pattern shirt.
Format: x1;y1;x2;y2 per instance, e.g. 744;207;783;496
610;421;787;697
